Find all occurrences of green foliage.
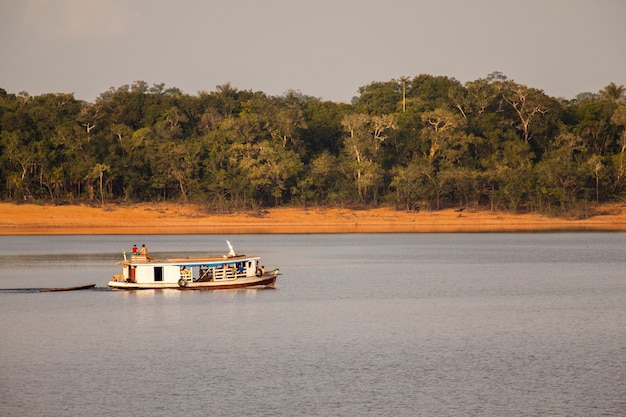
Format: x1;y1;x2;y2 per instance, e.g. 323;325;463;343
0;78;625;214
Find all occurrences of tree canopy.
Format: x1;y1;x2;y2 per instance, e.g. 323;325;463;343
1;76;624;215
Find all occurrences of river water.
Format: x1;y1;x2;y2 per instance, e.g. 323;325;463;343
0;233;624;416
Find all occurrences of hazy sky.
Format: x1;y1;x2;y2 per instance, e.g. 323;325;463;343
1;0;625;103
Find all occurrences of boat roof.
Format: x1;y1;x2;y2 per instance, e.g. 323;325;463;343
119;254;260;267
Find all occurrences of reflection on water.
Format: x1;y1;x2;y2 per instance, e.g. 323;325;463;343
0;233;625;417
113;287;183;299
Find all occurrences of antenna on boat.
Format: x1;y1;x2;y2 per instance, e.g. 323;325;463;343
226;240;236;257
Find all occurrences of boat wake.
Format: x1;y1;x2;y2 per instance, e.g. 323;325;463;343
0;285;109;293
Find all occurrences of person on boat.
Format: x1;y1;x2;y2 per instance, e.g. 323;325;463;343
131;244;138;255
261;265;266;275
180;266;191;280
140;244;154;260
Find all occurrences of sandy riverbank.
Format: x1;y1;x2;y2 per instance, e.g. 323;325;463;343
1;202;625;235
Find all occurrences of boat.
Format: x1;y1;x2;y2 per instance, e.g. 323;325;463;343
39;283;96;292
108;241;279;290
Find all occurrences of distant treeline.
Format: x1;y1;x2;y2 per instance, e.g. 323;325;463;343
1;74;625;215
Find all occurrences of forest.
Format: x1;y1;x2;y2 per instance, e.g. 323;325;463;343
1;73;625;215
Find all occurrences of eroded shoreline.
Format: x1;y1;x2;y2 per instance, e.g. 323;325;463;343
1;203;625;235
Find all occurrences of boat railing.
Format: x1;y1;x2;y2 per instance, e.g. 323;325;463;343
213;267;237;280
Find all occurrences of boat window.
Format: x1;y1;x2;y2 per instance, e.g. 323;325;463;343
154;267;163;282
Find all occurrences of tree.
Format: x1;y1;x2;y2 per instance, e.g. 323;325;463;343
586;154;604;203
573;99;618;156
420;108;466;164
92;163;110;207
1;131;34;200
356;80;401;115
488;138;535;211
213;82;241;116
600;82;625;103
390;161;427;210
608;104;626;193
341;113;394;204
485;71;508;83
300;99;348;159
131;80;149;94
535;133;587;212
409;74;463;112
502;84;547;143
301;152;345;205
399;76;409;112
